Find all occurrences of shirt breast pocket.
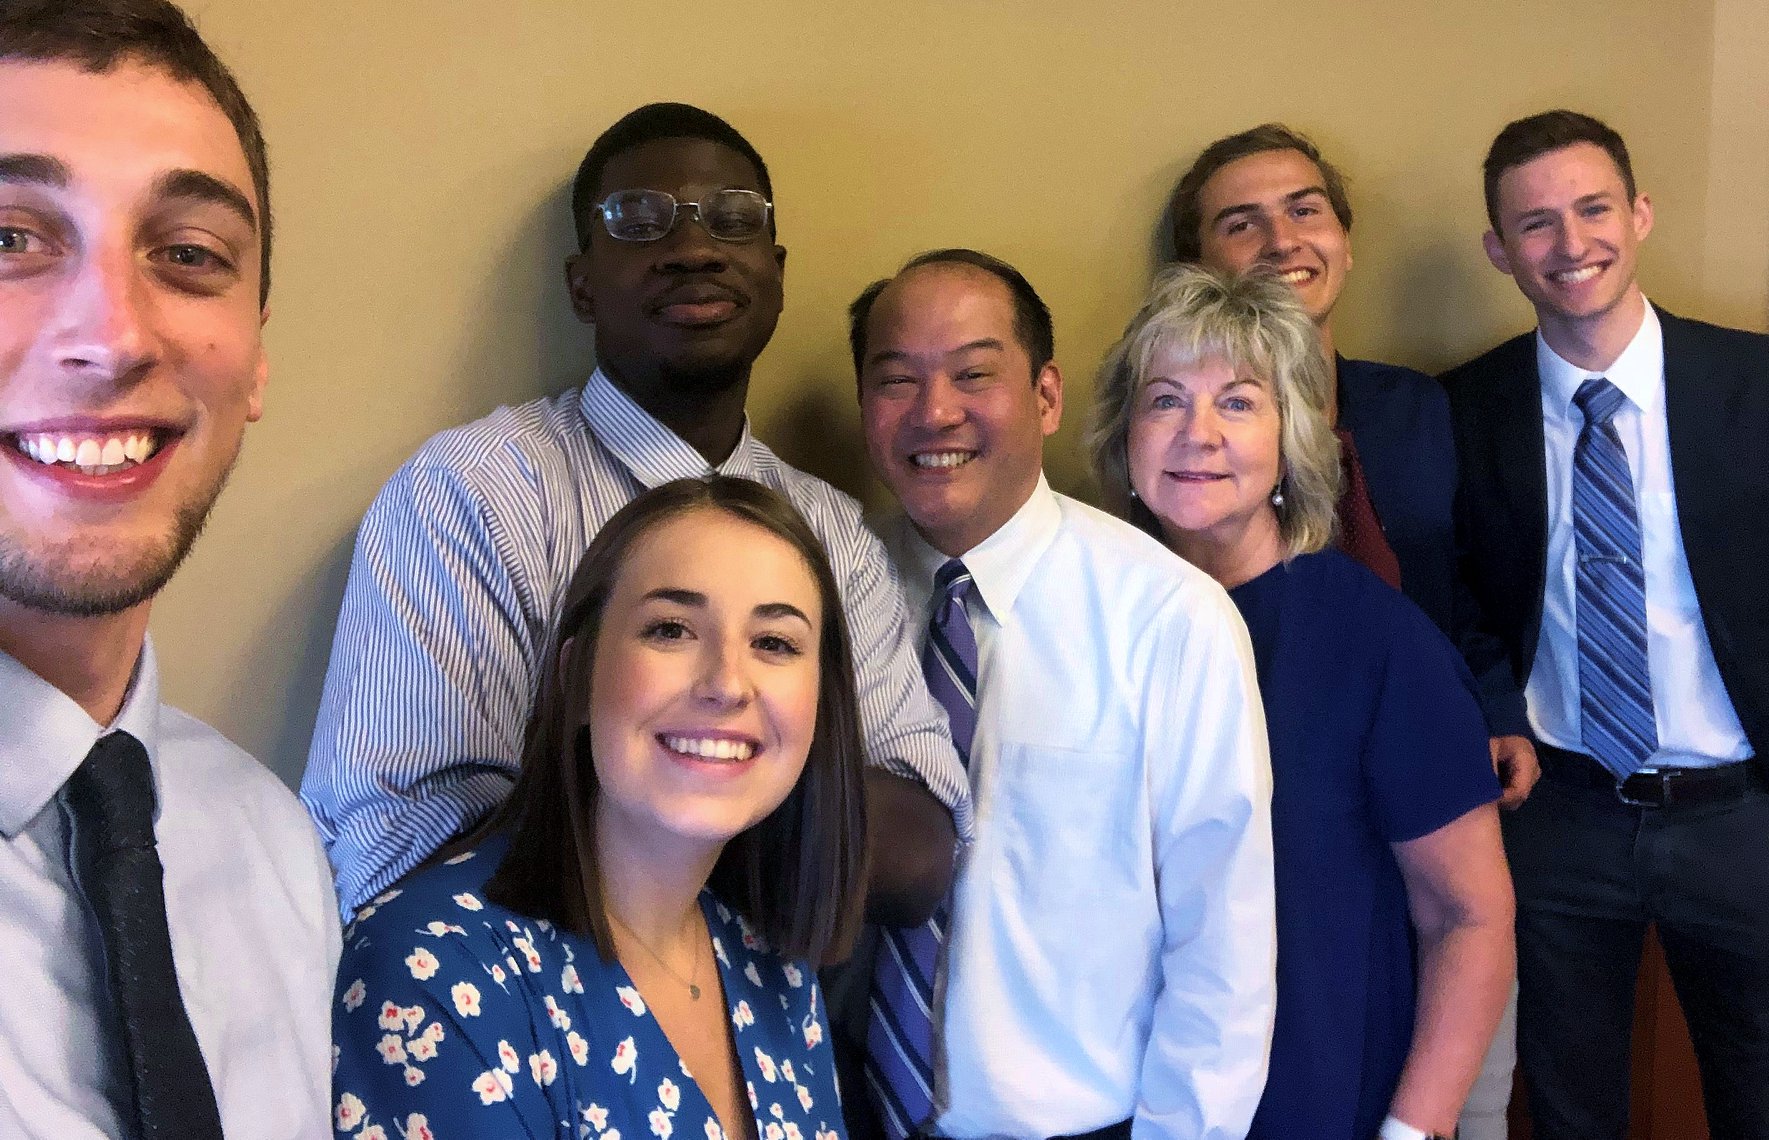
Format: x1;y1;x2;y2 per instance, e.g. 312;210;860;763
986;740;1144;912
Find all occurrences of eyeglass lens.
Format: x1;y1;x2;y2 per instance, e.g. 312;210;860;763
600;189;769;242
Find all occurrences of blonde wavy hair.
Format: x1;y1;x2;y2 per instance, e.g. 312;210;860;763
1088;263;1342;558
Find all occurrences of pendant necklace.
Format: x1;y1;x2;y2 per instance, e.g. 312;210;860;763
609;910;705;1001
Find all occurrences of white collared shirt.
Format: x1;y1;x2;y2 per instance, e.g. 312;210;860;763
878;476;1276;1139
0;643;340;1138
1528;302;1752;765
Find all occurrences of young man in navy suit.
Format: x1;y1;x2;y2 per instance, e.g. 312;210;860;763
1443;109;1769;1139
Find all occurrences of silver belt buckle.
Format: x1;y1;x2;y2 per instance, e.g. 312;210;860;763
1615;767;1668;808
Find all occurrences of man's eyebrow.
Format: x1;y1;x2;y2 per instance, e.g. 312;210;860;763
865;338;1007;371
0;153;72;189
152;169;258;233
754;601;812;625
1209;186;1328;229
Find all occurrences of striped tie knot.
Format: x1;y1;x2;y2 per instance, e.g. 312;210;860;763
1574;377;1626;427
933;558;973;600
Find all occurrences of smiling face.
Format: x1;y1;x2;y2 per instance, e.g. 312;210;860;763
566;136;786;399
858;263;1061;557
1127;349;1283;563
1195;148;1352;325
0;59;267;619
587;506;822;856
1483;141;1652;338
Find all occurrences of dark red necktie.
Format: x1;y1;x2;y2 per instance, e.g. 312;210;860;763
1334;428;1402;590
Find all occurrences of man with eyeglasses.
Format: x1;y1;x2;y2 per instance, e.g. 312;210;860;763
302;103;971;936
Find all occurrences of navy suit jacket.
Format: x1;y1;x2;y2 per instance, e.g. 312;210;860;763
1440;308;1769;758
1338;356;1529;736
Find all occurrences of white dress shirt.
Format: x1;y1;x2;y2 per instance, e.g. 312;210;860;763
1528;302;1753;766
0;642;340;1139
878;477;1276;1140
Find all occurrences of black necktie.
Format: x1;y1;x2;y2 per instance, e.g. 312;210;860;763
64;731;225;1140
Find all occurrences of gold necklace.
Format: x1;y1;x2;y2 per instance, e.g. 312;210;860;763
608;909;705;1001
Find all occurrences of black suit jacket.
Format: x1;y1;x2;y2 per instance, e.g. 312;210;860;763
1440;307;1769;759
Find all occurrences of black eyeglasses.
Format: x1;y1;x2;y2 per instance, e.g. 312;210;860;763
592;188;773;244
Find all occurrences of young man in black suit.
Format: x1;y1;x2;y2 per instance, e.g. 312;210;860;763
1442;110;1769;1139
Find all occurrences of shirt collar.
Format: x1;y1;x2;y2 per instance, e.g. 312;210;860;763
896;474;1061;624
578;367;766;486
1536;300;1665;420
0;639;162;838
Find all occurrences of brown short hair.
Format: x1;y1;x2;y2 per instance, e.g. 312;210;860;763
1168;124;1353;264
479;477;868;968
0;0;272;305
1483;110;1635;235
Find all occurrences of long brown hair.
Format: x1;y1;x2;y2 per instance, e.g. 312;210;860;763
477;476;868;967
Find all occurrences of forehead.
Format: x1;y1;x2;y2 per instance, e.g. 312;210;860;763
596;136;765;201
617;508;818;603
0;58;253;209
1496;141;1629;214
868;264;1021;354
1199;148;1327;210
1147;345;1258;386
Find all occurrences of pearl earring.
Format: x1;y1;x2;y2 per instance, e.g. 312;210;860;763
1271;486;1285;509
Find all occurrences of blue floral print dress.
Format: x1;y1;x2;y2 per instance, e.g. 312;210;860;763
331;833;845;1140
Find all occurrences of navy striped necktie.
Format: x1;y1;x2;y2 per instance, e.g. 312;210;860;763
1571;378;1658;777
866;559;977;1137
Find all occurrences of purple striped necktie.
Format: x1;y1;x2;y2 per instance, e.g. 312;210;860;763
1572;378;1658;777
866;559;977;1138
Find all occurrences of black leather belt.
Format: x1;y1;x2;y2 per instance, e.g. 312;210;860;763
1538;744;1763;808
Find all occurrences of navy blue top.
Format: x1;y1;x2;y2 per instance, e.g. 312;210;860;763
331;832;845;1140
1338;356;1528;736
1231;550;1500;1140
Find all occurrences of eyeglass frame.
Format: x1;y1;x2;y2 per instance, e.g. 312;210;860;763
588;187;775;246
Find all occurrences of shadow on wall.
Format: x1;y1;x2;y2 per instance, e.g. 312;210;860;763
1390;238;1510;372
254;534;357;787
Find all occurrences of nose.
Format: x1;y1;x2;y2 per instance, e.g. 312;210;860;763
1555;214;1590;261
52;243;156;385
654;208;730;275
692;633;754;710
910;375;965;432
1261;216;1300;259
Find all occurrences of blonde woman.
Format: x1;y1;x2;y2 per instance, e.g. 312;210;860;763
1090;265;1513;1140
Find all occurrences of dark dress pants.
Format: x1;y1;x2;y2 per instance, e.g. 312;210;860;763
1503;765;1769;1139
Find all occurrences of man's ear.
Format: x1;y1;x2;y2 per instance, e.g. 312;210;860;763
1481;229;1513;276
247;303;271;422
1036;361;1063;436
1631;193;1654;244
774;243;788;273
565;253;595;324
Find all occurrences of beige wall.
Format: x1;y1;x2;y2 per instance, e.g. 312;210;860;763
153;0;1757;786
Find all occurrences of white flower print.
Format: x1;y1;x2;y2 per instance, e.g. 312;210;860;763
795;1084;813;1112
405;947;440;981
763;1123;783;1140
712;937;729;968
617;985;648;1016
423;1021;446;1044
545;994;572;1029
607;1132;623;1140
332;1044;340;1075
784;1125;802;1140
422;920;466;937
582;1103;610;1130
747;1082;757;1109
497;1040;521;1074
334;1091;365;1131
471;1069;511;1105
452;892;483;911
731;1001;755;1030
530;1050;558;1086
801;1019;822;1049
405;1115;437;1140
562;963;584;994
359;1126;388;1140
780;1060;795;1085
815;1128;840;1140
354;904;378;924
657;1077;680;1111
342;979;367;1011
376;1034;408;1066
451;982;483;1017
513;936;543;972
567;1031;590;1066
704;1120;724;1140
408;1037;438;1063
372;888;404;906
443;851;476;865
649;1108;674;1139
744;961;763;988
781;963;803;988
490;963;507;986
612;1036;639;1080
769;1103;785;1120
402;1065;425;1087
377;1001;404;1031
401;1005;425;1034
754;1047;777;1082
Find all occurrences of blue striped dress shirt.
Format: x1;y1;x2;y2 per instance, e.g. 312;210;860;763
302;369;974;916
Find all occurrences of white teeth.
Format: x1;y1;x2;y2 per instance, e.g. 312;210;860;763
11;430;162;472
912;451;974;469
1280;268;1313;283
663;735;756;762
1553;265;1601;284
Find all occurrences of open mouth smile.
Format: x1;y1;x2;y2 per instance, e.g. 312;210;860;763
6;428;171;477
910;450;978;470
659;734;760;763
